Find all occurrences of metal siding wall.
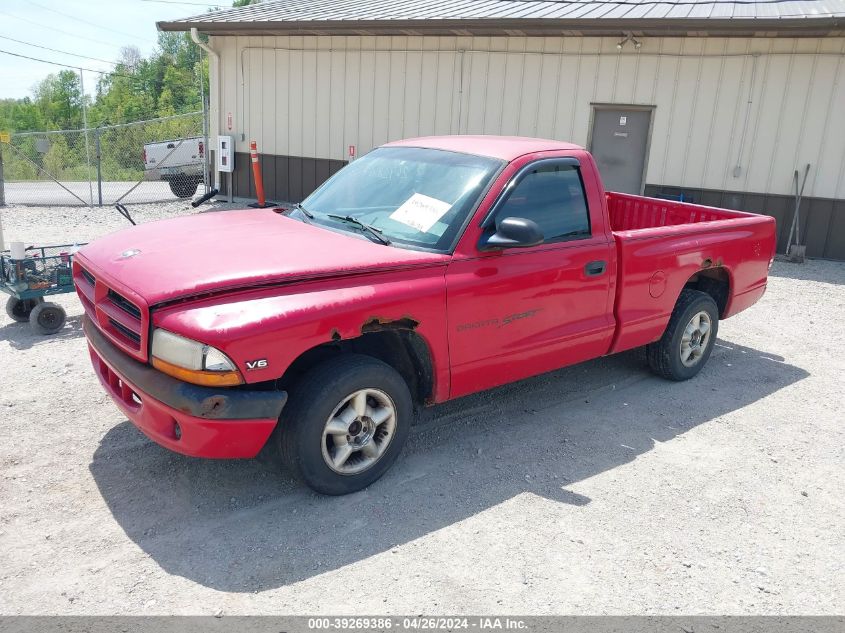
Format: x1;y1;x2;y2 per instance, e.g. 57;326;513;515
274;37;289;161
817;40;845;201
212;35;845;199
645;184;845;260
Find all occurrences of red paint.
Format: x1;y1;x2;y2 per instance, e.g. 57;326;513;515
76;136;776;459
74;210;448;306
74;257;151;362
385;135;583;161
88;342;275;457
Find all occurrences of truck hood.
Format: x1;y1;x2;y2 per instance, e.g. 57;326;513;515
77;209;449;305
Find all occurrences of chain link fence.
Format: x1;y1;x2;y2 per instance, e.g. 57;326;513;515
0;111;209;207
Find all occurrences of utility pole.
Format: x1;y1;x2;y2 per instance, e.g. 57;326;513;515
79;68;94;208
0;141;5;209
95;128;103;207
0;141;6;252
0;151;5;251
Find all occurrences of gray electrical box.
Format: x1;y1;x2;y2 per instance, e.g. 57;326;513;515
216;135;234;173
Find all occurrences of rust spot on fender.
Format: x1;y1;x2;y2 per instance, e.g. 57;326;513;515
360;315;420;334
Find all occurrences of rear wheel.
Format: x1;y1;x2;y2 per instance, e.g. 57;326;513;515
5;296;43;323
168;179;198;199
277;354;412;495
646;289;718;381
29;302;66;335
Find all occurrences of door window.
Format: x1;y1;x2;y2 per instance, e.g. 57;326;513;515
494;163;591;243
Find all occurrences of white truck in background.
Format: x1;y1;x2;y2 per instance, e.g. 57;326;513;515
143;136;205;198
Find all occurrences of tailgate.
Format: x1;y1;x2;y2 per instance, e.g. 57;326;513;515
144;138;202;169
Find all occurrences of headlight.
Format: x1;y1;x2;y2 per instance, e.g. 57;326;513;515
151;329;243;387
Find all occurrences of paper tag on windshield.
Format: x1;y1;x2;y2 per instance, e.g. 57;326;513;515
389;193;452;233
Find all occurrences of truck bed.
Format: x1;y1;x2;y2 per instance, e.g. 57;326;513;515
606;192;754;233
143;136;204;171
605;192;777;356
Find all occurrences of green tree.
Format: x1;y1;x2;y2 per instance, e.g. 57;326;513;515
0;97;47;133
33;70;84;130
42;134;72;178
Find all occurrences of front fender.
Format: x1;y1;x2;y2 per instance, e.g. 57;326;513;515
151;266;450;401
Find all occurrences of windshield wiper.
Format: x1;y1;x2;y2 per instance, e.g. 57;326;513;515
291;202;314;219
326;214;391;245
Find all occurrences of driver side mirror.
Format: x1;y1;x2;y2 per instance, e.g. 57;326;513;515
480;217;544;250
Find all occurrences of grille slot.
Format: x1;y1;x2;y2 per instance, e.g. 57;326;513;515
107;289;142;320
109;318;142;345
80;267;95;286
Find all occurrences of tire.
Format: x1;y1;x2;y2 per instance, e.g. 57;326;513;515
168;179;198;199
29;302;66;335
277;354;413;495
646;289;719;381
5;296;43;323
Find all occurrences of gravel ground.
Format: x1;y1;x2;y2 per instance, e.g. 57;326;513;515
0;200;244;245
2;181;200;207
0;203;843;615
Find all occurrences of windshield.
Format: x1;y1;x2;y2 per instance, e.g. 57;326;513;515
297;147;503;251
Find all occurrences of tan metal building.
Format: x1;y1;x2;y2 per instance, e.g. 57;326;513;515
160;0;845;259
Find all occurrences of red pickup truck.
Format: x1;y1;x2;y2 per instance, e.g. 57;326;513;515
74;136;776;494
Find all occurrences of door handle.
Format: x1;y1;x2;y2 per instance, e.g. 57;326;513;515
585;260;607;276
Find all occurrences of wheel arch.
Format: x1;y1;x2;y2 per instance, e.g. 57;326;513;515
276;324;435;408
681;265;732;317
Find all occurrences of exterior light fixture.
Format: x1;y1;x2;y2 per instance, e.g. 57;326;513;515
617;33;642;50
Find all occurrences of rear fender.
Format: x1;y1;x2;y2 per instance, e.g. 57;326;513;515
609;216;773;354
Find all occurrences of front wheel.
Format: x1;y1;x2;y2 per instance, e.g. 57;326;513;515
646;289;719;381
277;354;413;495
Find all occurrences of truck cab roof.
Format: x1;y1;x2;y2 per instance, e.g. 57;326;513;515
384;136;584;161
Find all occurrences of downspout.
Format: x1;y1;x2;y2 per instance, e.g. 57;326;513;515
190;28;225;199
190;27;217;62
190;26;218;126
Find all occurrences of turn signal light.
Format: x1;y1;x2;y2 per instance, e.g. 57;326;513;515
152;356;243;387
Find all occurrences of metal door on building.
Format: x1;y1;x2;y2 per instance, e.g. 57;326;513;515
589;106;653;194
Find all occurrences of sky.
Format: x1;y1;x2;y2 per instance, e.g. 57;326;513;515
0;0;224;100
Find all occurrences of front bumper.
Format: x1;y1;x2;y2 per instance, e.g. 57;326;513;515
83;316;286;458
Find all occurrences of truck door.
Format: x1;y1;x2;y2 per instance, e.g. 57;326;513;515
446;157;615;398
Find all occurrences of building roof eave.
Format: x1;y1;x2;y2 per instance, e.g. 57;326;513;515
157;16;845;38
